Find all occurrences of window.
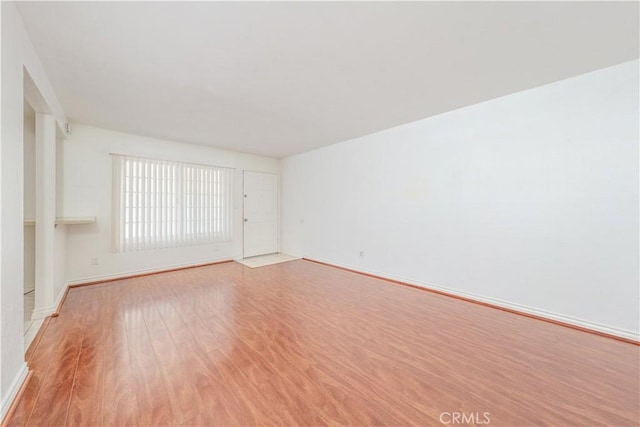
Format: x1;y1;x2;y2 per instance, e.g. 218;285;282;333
112;155;233;252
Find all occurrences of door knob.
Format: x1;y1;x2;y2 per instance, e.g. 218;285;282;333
244;218;248;222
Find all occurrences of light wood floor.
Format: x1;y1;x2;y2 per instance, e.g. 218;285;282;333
6;260;639;426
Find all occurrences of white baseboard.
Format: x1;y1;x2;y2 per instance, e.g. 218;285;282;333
30;306;55;320
30;283;69;319
24;318;46;352
1;362;28;422
66;256;232;287
52;283;68;314
305;256;640;343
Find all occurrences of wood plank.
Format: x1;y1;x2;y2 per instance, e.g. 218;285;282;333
66;345;104;426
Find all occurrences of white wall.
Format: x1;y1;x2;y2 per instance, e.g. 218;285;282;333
0;1;67;417
63;125;280;283
282;60;639;340
1;5;25;407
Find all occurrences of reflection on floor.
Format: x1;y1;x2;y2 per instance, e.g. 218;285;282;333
236;252;300;268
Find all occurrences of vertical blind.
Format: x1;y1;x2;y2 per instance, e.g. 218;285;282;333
112;154;233;252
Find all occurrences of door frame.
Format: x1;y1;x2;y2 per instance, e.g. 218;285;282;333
242;170;279;259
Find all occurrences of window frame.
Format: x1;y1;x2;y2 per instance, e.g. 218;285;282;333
112;154;234;252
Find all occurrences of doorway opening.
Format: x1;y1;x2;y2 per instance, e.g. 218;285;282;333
23;99;36;342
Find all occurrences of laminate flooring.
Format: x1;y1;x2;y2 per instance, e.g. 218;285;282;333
5;260;639;426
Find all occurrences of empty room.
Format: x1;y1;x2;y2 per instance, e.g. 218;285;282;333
1;1;638;426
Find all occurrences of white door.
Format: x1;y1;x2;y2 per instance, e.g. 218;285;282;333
243;171;278;258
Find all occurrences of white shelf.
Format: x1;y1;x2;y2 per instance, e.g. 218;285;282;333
24;216;96;226
56;216;96;225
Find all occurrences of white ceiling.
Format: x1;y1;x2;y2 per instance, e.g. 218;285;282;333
17;2;639;158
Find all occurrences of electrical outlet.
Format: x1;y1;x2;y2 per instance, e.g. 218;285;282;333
90;257;99;265
359;251;365;258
